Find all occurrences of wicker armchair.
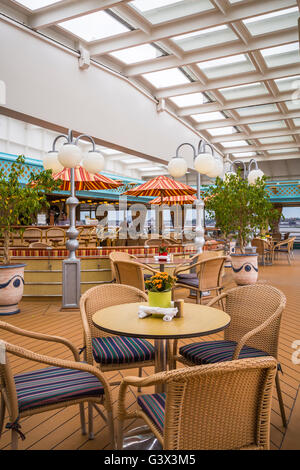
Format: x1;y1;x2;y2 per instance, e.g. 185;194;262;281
172;284;287;427
117;357;277;450
251;238;272;265
0;321;114;449
45;227;66;247
114;260;160;292
173;256;226;304
272;237;296;264
21;228;43;246
109;251;137;282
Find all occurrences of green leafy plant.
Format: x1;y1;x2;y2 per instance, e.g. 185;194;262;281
0;155;62;265
204;171;280;254
158;245;169;255
145;272;176;292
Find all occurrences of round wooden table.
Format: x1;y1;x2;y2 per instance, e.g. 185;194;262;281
138;257;188;272
92;302;231;392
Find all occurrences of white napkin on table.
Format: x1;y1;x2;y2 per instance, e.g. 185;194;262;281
138;305;178;322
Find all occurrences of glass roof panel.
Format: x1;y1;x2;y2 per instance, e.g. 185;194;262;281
285;100;300;111
142;68;190;88
274;76;300;92
243;7;298;36
261;43;299;68
59;11;130;42
293;118;300;127
259;136;294;144
197;54;255;79
267;148;299;154
221;140;249;148
109;44;163;64
130;0;214;25
232;152;257;157
169;92;207;107
13;0;61;10
247;120;287;132
235;104;278;116
172;25;237;52
207;126;237;136
191;111;226;122
219;82;268;101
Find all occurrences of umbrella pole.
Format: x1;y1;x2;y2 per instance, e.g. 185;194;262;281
62;167;81;309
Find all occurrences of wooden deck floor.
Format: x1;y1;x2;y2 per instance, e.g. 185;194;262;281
0;252;299;450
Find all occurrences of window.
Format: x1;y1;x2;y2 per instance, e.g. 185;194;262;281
191;111;226;122
110;44;163;64
142;68;190;88
219;82;268;100
59;11;130;42
197;54;255;79
172;25;237;51
243;8;298;36
261;43;299;68
169;92;207;107
13;0;61;10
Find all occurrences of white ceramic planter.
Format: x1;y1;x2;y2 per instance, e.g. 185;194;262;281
0;264;25;315
230;254;258;285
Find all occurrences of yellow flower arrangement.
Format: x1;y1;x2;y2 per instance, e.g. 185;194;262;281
145;272;176;293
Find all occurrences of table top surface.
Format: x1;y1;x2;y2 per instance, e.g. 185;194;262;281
92;302;230;339
138;257;188;265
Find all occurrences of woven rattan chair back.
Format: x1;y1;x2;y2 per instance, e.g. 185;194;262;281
45;227;66;246
251;238;267;256
109;252;134;281
223;284;285;358
197;256;226;291
162;357;277;450
114;260;146;292
144;238;179;248
80;283;147;341
21;228;43;246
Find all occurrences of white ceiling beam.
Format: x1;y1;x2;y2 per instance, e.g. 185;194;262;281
195;110;300;130
124;28;297;76
89;0;296;55
155;63;300;98
112;3;152;35
211;128;300;143
177;91;292;116
221;142;300;153
233;153;300;162
30;0;130;29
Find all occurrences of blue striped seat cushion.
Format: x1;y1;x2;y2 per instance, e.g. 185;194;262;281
177;273;197;280
92;336;155;365
179;340;269;365
137;393;166;433
15;366;104;412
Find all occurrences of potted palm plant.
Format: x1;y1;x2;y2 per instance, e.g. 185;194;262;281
0;155;61;314
145;272;176;309
204;172;279;285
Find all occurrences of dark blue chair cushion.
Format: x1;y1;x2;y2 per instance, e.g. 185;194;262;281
92;336;155;365
179;340;269;365
15;366;104;412
137;393;166;433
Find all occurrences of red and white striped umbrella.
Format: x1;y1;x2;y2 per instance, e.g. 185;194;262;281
149;194;197;205
52;166;121;191
122;175;196;198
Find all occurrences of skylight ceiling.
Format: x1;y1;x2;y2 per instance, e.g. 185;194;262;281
5;0;300;167
59;11;130;42
13;0;61;10
130;0;214;25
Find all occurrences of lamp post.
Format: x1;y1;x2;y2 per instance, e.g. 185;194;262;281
168;140;223;254
225;157;264;184
44;129;105;309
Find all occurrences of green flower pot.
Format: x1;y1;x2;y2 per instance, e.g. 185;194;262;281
148;290;172;309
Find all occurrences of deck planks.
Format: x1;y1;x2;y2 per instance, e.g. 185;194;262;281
0;252;299;450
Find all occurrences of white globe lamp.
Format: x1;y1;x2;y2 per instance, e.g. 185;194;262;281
43;151;64;174
57;143;82;168
248;169;264;185
206;159;224;178
194;152;215;174
82;150;105;174
168;157;188;178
